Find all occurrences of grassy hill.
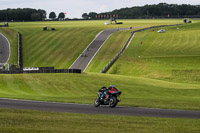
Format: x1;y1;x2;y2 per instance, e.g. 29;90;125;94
0;19;200;110
87;20;200;84
0;27;18;64
0;73;200;110
1;19;182;68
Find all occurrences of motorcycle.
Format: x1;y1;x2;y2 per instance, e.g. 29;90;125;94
94;88;121;108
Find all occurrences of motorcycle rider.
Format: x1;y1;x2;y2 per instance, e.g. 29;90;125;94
105;85;117;99
98;86;107;100
94;85;121;107
98;85;117;100
108;85;117;93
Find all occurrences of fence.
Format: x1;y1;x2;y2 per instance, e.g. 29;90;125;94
18;32;22;69
101;24;182;73
0;68;81;74
101;32;135;73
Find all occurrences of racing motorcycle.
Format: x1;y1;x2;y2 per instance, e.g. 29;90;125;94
94;87;121;108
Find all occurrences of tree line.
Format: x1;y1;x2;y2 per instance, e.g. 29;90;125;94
0;8;47;21
82;3;200;19
0;8;67;21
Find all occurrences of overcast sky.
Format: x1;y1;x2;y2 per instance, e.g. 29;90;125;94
0;0;199;18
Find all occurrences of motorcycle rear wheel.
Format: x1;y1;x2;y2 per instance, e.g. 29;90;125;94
109;96;117;108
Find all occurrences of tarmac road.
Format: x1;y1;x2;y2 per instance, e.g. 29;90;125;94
69;27;139;72
0;33;10;64
0;98;200;119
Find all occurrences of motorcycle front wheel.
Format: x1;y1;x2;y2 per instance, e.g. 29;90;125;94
94;98;100;107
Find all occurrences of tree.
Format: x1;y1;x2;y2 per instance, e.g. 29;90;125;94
49;12;56;20
88;12;97;19
38;9;47;19
31;13;41;21
82;13;88;19
58;12;65;20
87;3;200;19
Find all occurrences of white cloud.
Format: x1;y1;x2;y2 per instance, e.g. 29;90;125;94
98;5;108;12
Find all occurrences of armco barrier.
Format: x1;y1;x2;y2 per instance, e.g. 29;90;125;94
101;32;135;73
18;32;22;69
0;69;81;74
101;24;182;73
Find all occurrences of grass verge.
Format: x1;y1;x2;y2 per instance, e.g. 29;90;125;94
0;108;200;133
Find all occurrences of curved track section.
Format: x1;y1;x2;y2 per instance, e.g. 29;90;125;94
0;33;10;64
69;27;138;72
0;99;200;119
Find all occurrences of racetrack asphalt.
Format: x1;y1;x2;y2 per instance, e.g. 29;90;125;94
69;27;139;72
0;33;10;64
0;98;200;119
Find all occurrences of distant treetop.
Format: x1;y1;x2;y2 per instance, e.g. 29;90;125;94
82;3;200;19
0;8;46;21
49;12;57;20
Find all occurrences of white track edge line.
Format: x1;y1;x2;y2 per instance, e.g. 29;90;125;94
0;33;11;65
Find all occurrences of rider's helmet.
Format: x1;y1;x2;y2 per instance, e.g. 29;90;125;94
110;85;114;88
101;86;107;90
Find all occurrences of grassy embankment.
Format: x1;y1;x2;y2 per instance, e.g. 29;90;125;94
0;73;200;110
105;22;200;84
2;19;181;68
0;108;200;133
0;27;18;64
0;19;199;110
0;19;200;133
9;21;103;68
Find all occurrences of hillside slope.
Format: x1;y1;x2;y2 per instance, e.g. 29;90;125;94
1;19;182;68
90;21;200;83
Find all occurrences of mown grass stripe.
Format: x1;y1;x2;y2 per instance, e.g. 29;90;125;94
23;33;58;67
27;31;59;56
35;28;86;68
29;31;65;66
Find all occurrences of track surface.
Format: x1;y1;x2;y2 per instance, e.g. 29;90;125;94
0;33;10;64
69;27;138;72
0;99;200;119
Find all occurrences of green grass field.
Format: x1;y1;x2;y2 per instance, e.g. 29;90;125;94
1;19;200;132
0;108;200;133
1;19;183;68
86;20;200;83
0;19;199;109
0;27;18;64
0;73;200;110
